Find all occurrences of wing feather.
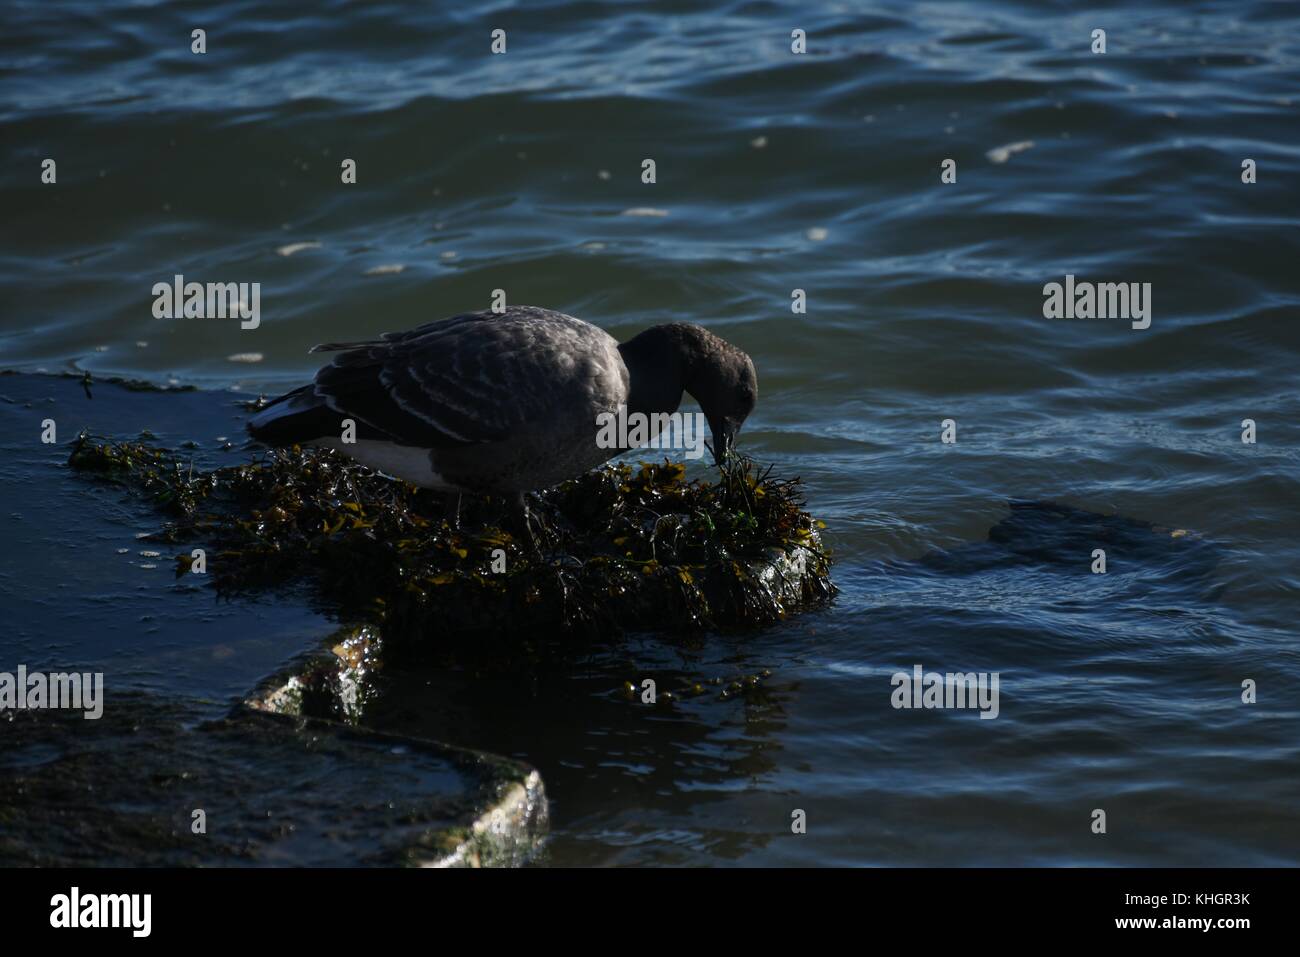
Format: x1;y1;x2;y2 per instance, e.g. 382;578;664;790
308;308;626;450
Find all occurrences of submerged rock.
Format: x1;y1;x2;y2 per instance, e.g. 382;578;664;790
0;682;545;867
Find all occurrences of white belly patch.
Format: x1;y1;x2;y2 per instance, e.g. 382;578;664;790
308;438;452;489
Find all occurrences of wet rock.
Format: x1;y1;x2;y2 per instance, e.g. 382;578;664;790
0;681;546;867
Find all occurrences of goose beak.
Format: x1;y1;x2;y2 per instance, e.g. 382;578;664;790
710;418;737;467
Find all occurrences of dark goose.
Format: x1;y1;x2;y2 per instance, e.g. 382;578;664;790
247;306;758;495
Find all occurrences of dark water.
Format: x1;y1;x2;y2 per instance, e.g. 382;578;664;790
3;0;1300;865
0;376;337;707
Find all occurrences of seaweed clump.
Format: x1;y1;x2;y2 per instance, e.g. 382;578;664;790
68;433;835;661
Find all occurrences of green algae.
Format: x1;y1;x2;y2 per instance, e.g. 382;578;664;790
68;434;835;660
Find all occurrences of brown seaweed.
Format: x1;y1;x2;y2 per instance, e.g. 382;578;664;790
68;433;835;662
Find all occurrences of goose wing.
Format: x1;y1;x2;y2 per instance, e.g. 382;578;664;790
310;308;626;449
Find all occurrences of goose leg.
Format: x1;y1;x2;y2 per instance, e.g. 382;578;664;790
443;492;462;530
507;491;545;554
